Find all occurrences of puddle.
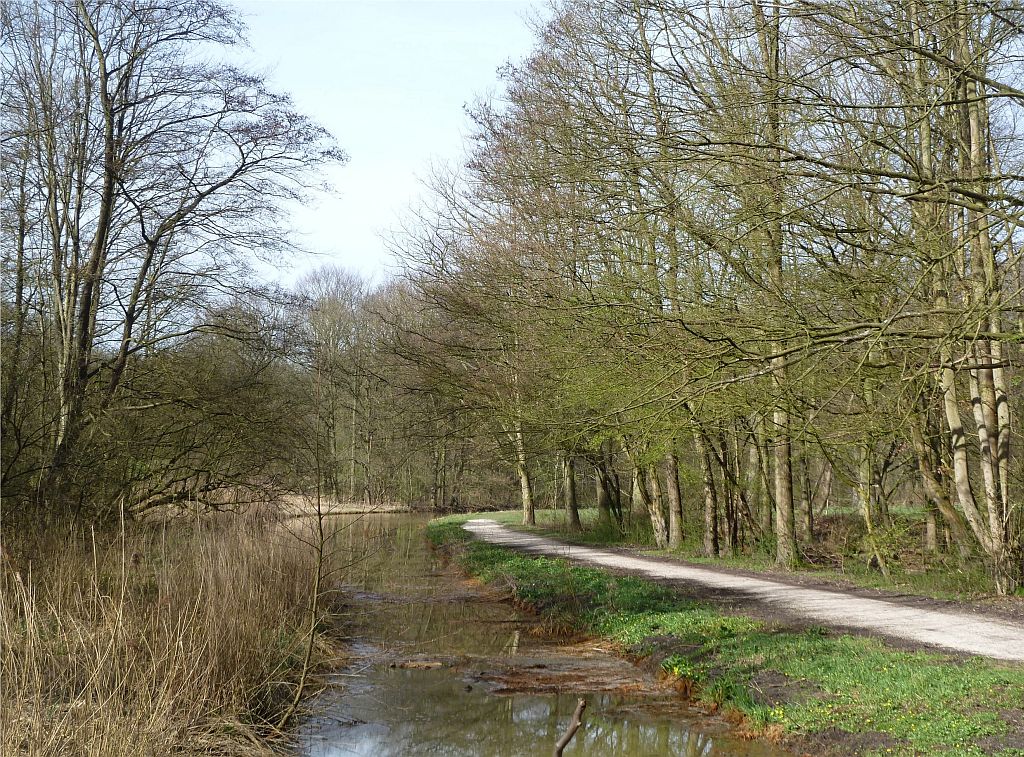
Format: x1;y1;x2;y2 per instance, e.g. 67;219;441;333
297;514;789;756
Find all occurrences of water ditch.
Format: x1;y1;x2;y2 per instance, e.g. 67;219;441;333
297;513;789;756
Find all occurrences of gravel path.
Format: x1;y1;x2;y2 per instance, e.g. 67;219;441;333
463;519;1024;662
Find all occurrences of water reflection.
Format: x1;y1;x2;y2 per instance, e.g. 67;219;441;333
298;514;785;757
304;667;728;756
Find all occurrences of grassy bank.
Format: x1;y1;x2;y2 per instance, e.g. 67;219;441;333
1;513;345;756
465;508;1004;602
429;515;1024;757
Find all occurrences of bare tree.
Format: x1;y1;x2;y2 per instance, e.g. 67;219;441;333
1;0;343;512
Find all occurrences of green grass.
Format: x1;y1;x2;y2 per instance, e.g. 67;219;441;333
429;514;1024;757
457;507;998;601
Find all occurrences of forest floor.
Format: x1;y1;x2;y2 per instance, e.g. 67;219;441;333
429;513;1024;757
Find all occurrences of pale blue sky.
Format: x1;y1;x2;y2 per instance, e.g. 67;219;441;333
235;1;543;282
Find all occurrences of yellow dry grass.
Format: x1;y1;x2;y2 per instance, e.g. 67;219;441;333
1;513;343;756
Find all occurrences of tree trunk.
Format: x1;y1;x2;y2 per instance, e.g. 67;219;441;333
595;465;613;527
799;449;814;542
646;464;669;548
858;441;890;578
938;344;995;557
513;421;535;526
925;502;938;555
665;451;684;548
754;416;775;545
561;451;581;532
909;404;972;558
773;408;796;567
693;428;719;558
349;404;358;501
720;433;737;556
600;439;623;525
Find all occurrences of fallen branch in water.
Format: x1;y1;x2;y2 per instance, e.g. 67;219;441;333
553;697;587;756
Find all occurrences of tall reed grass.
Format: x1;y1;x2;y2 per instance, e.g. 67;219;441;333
1;512;343;756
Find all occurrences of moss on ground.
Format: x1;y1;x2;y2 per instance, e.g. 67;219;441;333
428;514;1024;757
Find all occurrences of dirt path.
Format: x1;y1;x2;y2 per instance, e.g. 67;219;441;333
463;519;1024;662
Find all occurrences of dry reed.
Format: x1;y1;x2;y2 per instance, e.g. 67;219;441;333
1;512;343;756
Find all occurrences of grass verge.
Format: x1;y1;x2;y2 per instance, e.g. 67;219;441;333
1;512;345;756
429;514;1024;757
467;508;1004;602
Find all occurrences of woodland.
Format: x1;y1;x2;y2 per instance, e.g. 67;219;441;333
3;1;1024;752
2;0;1022;600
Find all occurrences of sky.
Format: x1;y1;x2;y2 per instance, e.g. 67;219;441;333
234;0;544;284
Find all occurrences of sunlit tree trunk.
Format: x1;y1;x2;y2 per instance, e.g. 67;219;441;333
512;420;535;526
645;464;669;550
